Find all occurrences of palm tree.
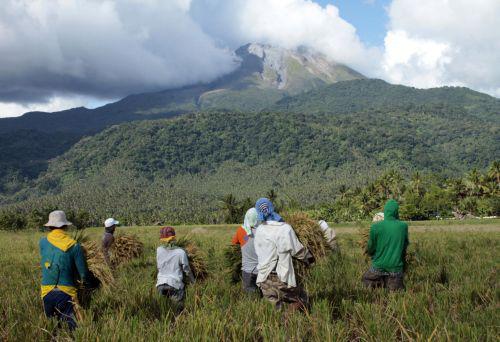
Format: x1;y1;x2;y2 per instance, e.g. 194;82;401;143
488;161;500;185
220;194;239;223
464;168;483;197
266;189;278;203
337;185;349;201
410;171;424;197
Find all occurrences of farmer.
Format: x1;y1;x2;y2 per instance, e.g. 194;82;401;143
231;208;259;293
318;220;339;251
254;198;314;311
40;210;90;330
362;199;409;291
102;217;119;266
156;226;195;313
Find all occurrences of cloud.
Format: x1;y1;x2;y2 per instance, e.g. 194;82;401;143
2;0;499;117
190;0;380;73
382;0;500;96
0;0;237;108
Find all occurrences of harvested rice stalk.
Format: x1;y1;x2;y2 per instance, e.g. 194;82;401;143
110;234;144;266
223;245;242;284
72;231;115;308
283;212;329;260
283;212;330;278
175;236;208;281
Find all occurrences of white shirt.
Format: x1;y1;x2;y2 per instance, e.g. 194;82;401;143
241;228;259;274
156;246;192;289
254;221;306;288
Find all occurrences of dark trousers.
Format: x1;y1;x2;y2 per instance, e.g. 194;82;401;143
242;272;258;293
362;267;405;291
43;289;77;330
157;284;185;313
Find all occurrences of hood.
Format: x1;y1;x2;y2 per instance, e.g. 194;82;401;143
383;199;399;220
47;229;76;252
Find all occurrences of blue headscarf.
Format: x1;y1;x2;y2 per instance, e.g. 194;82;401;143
255;198;283;222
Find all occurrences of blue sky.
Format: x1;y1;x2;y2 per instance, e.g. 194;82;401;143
318;0;390;46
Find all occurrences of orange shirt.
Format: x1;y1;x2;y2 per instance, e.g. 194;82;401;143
231;226;249;247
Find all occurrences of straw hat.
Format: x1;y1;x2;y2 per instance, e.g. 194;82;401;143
44;210;72;228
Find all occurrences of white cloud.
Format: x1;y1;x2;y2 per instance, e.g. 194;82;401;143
382;0;500;96
190;0;380;73
0;95;102;118
2;0;499;117
0;0;237;114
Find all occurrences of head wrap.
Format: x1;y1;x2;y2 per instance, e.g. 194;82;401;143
255;198;282;222
160;226;176;242
243;208;258;235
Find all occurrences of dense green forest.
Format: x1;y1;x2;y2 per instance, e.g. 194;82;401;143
0;99;498;229
0;161;498;230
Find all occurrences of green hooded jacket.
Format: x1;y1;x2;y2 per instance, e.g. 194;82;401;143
367;200;409;273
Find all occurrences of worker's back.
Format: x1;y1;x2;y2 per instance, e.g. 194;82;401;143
368;200;409;273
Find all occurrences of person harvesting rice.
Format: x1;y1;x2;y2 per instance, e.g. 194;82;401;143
362;200;409;291
156;226;195;313
254;198;314;312
231;208;259;293
39;210;90;330
102;217;119;266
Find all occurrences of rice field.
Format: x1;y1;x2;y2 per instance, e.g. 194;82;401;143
0;220;499;341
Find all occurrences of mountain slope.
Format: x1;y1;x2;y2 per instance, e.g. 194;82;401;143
0;43;363;189
4;82;498;221
273;79;500;122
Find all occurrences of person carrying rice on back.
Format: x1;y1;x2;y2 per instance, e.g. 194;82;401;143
362;200;409;291
102;217;119;266
156;226;195;313
231;208;260;293
254;198;314;312
39;210;90;331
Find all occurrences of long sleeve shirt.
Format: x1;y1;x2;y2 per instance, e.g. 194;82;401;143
102;232;114;265
156;246;194;289
40;229;89;299
231;226;259;274
254;221;308;288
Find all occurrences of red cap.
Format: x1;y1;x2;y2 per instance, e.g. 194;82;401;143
160;226;176;240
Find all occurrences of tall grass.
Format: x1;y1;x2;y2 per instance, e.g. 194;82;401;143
0;223;498;341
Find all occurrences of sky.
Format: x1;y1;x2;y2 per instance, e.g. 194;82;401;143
0;0;499;117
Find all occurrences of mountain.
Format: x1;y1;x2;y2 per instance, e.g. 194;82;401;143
3;79;498;224
0;43;363;190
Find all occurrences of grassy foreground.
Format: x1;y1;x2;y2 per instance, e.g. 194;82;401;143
0;221;499;341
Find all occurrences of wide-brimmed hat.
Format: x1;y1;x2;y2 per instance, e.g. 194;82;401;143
104;218;119;228
44;210;72;228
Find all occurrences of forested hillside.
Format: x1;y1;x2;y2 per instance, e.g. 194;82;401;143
0;44;362;190
1;90;497;226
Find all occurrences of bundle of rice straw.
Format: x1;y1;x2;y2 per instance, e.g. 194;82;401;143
283;212;330;278
110;234;144;266
175;236;208;280
73;232;115;308
223;245;242;284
